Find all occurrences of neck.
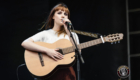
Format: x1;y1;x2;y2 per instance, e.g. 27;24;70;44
52;23;62;31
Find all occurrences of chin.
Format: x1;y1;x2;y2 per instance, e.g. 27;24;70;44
59;23;63;26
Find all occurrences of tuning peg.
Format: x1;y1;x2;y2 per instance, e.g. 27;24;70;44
111;42;113;44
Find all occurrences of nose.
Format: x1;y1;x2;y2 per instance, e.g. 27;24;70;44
61;15;65;19
61;13;65;18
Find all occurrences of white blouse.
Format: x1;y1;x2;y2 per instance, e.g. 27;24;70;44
24;29;79;44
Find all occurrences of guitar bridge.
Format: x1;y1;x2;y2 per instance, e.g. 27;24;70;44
38;52;44;67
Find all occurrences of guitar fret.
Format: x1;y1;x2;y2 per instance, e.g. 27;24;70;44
95;40;97;44
65;47;69;54
85;43;87;48
97;39;101;44
82;43;85;49
79;44;82;50
83;43;86;49
80;44;83;49
88;41;91;47
92;40;94;45
88;42;90;46
90;41;93;46
82;43;85;48
81;43;83;49
62;48;66;54
69;48;71;52
86;42;88;47
64;48;67;54
83;43;85;49
68;48;69;53
98;39;100;44
62;49;65;54
97;39;99;44
78;45;81;50
96;40;98;44
68;48;70;53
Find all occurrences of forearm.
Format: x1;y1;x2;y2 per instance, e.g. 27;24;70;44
21;41;49;53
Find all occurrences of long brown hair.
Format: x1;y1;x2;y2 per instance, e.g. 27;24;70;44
41;3;70;36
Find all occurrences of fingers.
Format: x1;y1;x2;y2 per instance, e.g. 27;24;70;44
61;18;71;25
50;49;64;61
51;54;63;61
54;52;63;59
56;52;64;59
51;56;58;61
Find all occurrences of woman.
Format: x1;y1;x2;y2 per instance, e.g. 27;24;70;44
21;3;80;80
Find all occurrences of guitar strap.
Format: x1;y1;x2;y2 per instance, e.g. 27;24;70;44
39;22;99;39
71;30;98;38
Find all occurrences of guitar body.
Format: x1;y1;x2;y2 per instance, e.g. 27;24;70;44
24;39;76;79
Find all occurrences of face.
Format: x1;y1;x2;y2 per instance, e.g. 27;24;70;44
53;9;68;26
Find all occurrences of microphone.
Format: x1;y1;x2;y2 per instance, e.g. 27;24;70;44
62;18;72;26
65;22;72;26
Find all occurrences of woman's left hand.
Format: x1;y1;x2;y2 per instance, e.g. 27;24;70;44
61;18;71;34
61;18;71;26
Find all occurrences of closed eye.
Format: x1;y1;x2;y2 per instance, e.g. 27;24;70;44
57;12;62;14
64;13;68;16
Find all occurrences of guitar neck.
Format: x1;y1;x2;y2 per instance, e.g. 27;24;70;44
62;38;103;54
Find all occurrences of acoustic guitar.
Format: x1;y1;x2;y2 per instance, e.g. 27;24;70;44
24;33;123;79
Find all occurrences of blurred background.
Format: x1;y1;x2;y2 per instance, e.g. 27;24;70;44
0;0;139;80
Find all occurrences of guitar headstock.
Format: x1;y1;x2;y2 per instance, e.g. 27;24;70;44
104;33;123;43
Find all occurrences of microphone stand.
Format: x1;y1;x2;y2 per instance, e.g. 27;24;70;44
66;23;85;80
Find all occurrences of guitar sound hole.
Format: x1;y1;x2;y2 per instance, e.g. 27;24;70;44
57;49;63;55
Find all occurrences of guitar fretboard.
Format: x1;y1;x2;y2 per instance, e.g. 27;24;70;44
62;38;103;54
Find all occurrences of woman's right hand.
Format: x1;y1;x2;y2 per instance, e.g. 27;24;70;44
45;48;64;61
